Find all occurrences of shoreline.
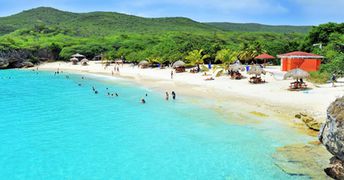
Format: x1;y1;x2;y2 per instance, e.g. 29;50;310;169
27;61;336;178
34;61;344;123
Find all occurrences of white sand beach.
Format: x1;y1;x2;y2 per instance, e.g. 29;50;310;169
36;61;344;122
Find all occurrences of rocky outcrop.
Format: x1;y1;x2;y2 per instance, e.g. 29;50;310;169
295;113;322;131
319;96;344;179
0;50;33;69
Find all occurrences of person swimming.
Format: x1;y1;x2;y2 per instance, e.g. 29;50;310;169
165;92;169;100
171;91;176;100
115;93;119;97
95;90;98;94
141;99;146;104
145;93;148;97
78;83;82;86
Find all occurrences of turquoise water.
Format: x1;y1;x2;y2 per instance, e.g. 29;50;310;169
0;70;313;179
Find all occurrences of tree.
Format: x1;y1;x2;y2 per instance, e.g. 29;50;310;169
185;49;209;72
215;49;238;66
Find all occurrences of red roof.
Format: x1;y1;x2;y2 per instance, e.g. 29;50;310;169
255;53;275;59
277;51;323;59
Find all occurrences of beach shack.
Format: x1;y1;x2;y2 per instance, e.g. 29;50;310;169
277;51;323;72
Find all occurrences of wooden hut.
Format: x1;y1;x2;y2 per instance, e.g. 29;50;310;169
277;51;323;72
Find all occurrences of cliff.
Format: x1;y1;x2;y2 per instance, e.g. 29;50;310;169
319;96;344;179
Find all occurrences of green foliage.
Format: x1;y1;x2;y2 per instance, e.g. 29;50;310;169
215;49;237;65
185;49;210;65
309;71;330;84
207;22;311;33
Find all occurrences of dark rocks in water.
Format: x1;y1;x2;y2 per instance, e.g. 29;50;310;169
319;96;344;179
0;50;35;69
0;58;9;69
295;113;322;131
324;157;344;180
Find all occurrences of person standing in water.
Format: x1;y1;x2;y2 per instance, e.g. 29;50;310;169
141;99;146;104
165;92;169;100
171;91;176;100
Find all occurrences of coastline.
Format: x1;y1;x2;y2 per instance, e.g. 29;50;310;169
27;61;337;178
34;61;344;124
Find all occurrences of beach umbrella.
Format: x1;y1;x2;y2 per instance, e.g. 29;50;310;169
284;68;309;80
255;53;275;60
247;65;266;76
138;60;149;66
80;58;89;66
70;57;78;62
71;53;85;58
229;62;245;72
172;60;186;68
70;57;79;65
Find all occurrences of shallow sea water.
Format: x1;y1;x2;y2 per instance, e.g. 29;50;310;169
0;70;314;179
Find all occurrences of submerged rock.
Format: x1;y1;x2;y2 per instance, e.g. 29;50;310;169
319;96;344;179
273;142;331;179
295;113;322;131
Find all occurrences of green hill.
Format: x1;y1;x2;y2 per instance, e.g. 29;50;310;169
0;7;311;36
206;22;311;33
0;7;220;36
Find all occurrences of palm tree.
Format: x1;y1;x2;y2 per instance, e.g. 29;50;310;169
147;57;164;68
216;49;238;69
185;49;209;72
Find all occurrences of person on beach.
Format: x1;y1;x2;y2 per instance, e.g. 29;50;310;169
165;92;169;100
117;66;120;72
171;70;174;79
171;91;176;100
331;73;337;87
141;99;146;104
112;71;114;76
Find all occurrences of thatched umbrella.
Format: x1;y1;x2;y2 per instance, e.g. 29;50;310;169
70;57;79;65
248;65;266;76
172;60;186;68
284;68;309;80
139;60;149;65
71;53;85;58
80;58;89;66
229;62;245;72
138;60;149;68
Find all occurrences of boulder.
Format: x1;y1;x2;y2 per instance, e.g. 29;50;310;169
319;96;344;179
295;113;322;131
22;61;34;68
0;58;9;69
324;157;344;180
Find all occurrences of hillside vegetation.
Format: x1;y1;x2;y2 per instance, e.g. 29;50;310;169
0;7;342;83
207;22;311;33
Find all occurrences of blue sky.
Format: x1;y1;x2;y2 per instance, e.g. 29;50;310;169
0;0;343;25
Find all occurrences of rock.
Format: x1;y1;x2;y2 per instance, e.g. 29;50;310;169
295;113;322;131
324;157;344;180
273;142;331;179
295;114;302;119
22;61;34;68
0;58;9;69
319;96;344;179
